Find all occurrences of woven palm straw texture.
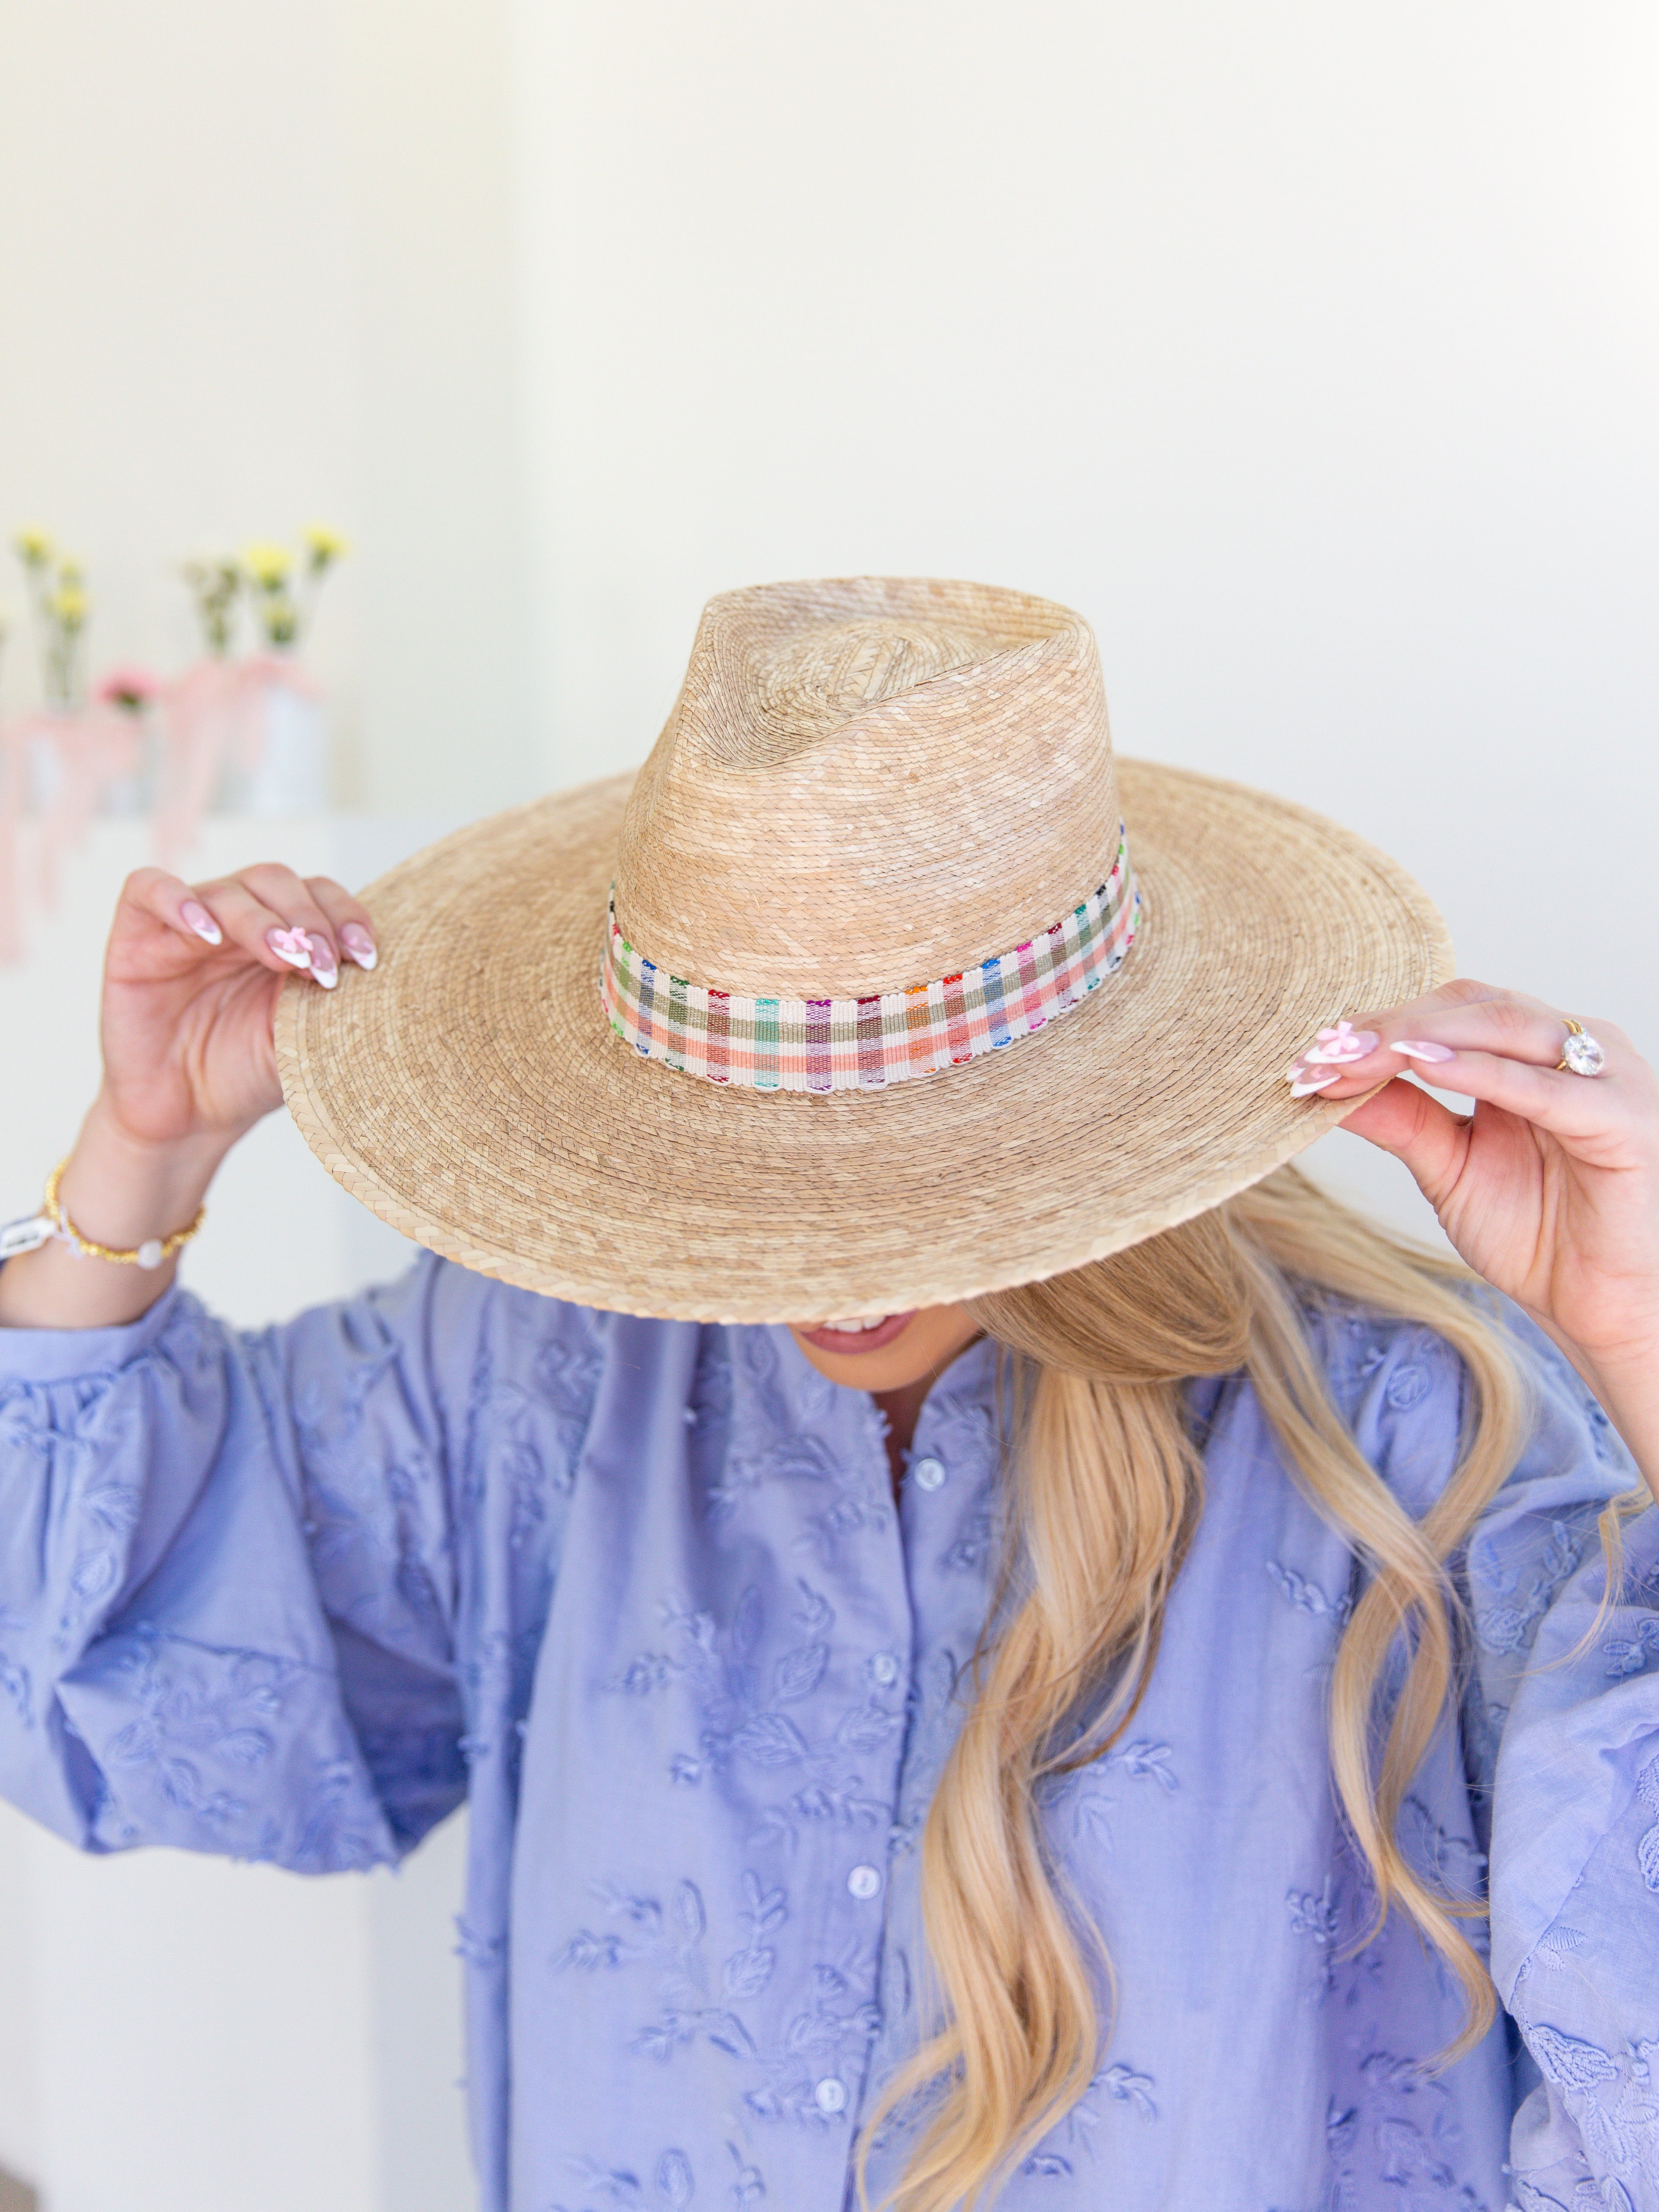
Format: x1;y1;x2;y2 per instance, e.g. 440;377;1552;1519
277;578;1452;1321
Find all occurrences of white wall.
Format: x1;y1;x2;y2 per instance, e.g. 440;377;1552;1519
506;0;1659;1127
0;0;536;817
1;5;1656;2208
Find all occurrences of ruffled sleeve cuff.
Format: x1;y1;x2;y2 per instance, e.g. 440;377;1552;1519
0;1280;187;1380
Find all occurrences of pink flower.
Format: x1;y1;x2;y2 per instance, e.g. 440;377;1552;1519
1302;1019;1379;1066
94;665;162;713
267;926;312;968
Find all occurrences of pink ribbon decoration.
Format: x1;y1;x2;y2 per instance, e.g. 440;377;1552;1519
153;655;320;870
0;705;144;954
0;656;323;960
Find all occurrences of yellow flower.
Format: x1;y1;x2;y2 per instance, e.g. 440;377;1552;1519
301;523;349;570
242;541;294;589
48;586;87;627
13;526;52;567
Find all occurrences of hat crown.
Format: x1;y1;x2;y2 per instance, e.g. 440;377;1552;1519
613;577;1123;999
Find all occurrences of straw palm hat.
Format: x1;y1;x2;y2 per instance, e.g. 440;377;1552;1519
275;578;1449;1321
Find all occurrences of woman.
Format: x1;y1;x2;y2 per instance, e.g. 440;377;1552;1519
0;578;1655;2211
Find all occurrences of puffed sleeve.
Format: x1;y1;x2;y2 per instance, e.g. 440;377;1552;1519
0;1252;494;1872
1465;1313;1659;2206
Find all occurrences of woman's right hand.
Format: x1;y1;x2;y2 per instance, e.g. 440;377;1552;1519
0;863;376;1331
99;862;376;1147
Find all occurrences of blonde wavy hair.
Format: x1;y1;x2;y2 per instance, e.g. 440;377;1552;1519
862;1163;1645;2211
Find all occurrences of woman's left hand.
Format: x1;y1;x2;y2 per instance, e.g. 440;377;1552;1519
1288;979;1659;1492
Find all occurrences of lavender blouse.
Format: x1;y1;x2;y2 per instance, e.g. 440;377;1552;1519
0;1254;1656;2209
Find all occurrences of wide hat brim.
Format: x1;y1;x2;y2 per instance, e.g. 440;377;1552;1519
275;759;1451;1322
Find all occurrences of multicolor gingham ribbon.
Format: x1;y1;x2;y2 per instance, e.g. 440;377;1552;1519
599;829;1141;1092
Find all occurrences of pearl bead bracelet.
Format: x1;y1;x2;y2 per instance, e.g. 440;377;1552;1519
0;1159;207;1271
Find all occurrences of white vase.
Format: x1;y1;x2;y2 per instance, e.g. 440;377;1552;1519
242;682;330;814
26;724;66;813
102;722;160;816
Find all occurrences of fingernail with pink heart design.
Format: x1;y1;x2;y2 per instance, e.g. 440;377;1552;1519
340;923;377;970
1391;1039;1456;1063
181;899;221;946
306;933;339;988
267;926;312;970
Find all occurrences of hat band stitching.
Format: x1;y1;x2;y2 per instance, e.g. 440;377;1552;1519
600;829;1140;1093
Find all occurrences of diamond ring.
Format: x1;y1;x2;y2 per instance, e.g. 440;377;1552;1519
1556;1018;1607;1077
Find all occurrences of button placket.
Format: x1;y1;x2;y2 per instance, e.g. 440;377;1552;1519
759;1328;914;2155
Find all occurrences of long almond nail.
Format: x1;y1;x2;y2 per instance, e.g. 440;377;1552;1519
340;923;378;971
181;899;222;946
306;933;339;988
1287;1065;1340;1097
1392;1039;1456;1063
267;925;312;969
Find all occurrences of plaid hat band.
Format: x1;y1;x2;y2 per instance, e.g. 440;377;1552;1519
600;830;1140;1093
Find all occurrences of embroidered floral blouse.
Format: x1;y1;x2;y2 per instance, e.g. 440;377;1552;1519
0;1255;1656;2210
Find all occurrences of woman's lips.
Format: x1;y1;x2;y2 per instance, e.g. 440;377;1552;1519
795;1311;917;1356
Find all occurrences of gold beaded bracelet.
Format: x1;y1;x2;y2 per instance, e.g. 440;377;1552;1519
41;1157;207;1272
